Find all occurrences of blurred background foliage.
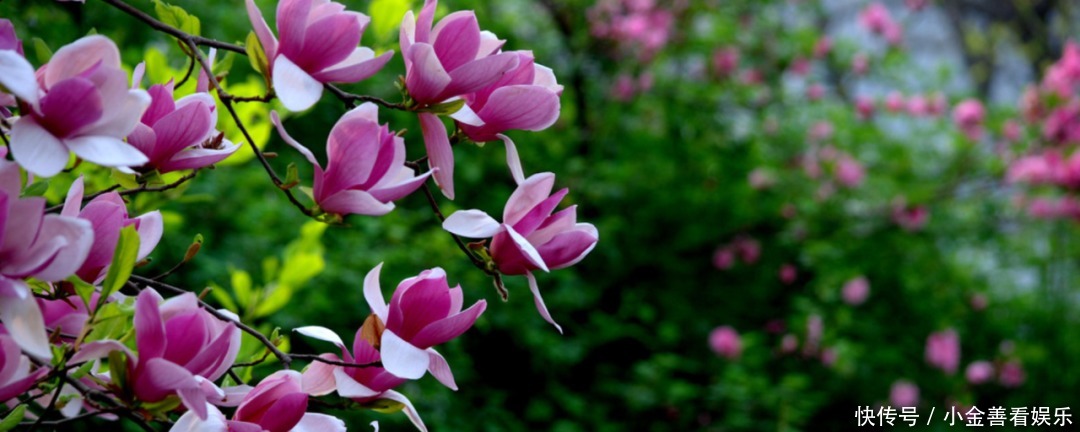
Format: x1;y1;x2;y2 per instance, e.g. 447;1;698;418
3;0;1080;430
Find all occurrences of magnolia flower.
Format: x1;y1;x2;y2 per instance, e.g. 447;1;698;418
272;103;432;217
925;329;960;375
61;177;162;283
851;53;869;75
172;371;345;432
884;91;905;112
854;96;875;120
246;0;392;111
0;19;24;111
952;99;985;140
779;264;797;285
401;0;521;199
0;327;47;403
998;360;1025;387
708;326;741;359
443;172;599;333
0;35;150;177
813;37;832;58
965;360;994;384
0;155;93;359
841;276;870;305
890;380;919;407
127;82;239;173
712;47;739;77
834;155;865;188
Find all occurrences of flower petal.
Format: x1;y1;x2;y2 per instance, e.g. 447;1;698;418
245;0;278;61
425;348;457;390
409;299;486;349
380;329;430;380
418;112;454;199
443;52;520;97
442;209;501;238
503;172;556;225
405;43;451;104
364;263;389;322
380;390;428;432
0;281;51;360
498;134;525;185
318;189;395;216
505;224;549;272
270;110;320;168
312;49;393;84
294;325;346;349
273;55;324;112
526;271;562;334
300;353;339;396
332;367;381;399
293;413;347;432
66;135;149;168
0;50;39;108
44;35;120;88
10;117;69;177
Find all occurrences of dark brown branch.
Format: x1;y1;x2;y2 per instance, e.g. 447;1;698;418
44;171;196;213
100;0;244;54
324;84;408;111
290;353;382;369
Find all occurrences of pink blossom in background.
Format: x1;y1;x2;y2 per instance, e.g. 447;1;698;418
790;57;811;76
841;276;870;305
885;91;905;112
748;168;776;190
804;315;823;355
61;177;163;284
855;96;875;120
890;380;919;407
0;19;25;111
713;247;735;270
925;329;960;375
999;360;1025;387
907;94;929;117
834;155;865;188
611;73;636;102
859;2;902;45
1019;85;1043;122
1040;40;1080;98
808;121;834;142
952;99;985;140
813;36;832;58
927;92;948;115
851;53;869;75
905;0;930;12
780;334;798;353
442;172;599;333
965;361;994;384
0;35;151;177
820;347;837;366
588;0;674;61
1003;119;1022;142
712;47;740;78
969;293;988;311
734;237;761;264
1006;152;1059;185
892;203;929;232
741;68;763;86
806;83;825;101
1042;105;1080;145
779;264;797;285
126;82;239;173
272;103;433;217
708;326;741;359
245;0;392;111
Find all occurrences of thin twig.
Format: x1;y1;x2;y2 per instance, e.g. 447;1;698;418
174;53;197;88
100;0;244;54
44;171;196;213
324;84;408;111
290;353;382;369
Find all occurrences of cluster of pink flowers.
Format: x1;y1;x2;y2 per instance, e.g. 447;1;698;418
712;236;761;270
588;0;676;62
859;2;903;46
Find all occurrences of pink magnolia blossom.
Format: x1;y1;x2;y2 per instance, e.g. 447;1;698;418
1007;152;1059;185
808;121;833;142
780;334;798;353
1042;105;1080;145
0;155;93;359
813;37;832;58
747;168;776;190
790;57;811;76
61;177;163;283
0;327;47;403
1002;119;1022;142
38;293;101;340
246;0;392;111
127;82;239;173
712;247;735;270
965;360;994;384
834;155;865;188
272;103;433;217
611;74;636;102
708;326;741;359
851;53;869;75
0;35;150;177
855;96;875;120
925;329;960;375
907;94;929;117
0;19;24;111
952;99;985;140
454;50;562;184
885;91;905;112
779;264;797;285
841;276;870;305
859;2;902;45
890;380;919;407
806;83;825;100
712;47;739;77
172;370;345;432
734;237;760;264
998;360;1025;387
1040;41;1080;98
892;204;929;231
442;172;599;333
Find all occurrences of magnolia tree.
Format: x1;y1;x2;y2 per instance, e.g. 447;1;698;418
0;0;597;429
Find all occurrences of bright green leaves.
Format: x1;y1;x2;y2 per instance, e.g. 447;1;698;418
153;0;201;36
246;31;271;85
0;405;25;432
101;226;141;308
369;0;413;46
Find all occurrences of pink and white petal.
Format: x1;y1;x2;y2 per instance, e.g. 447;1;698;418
151;101;214;161
0;51;40;109
296;14;361;72
544;223;599;270
410;300;486;349
363;263;389;322
214;384;254;408
498;134;525;185
430;12;481;72
134;289;167;360
44;35;121;88
449;102;483;126
273;56;324;112
503;172;556;225
312;49;393;84
270;111;320;168
477;86;560;132
477;31;505;57
293;413;347;432
369;168;432;203
443;52;520;97
405;44;451;105
442;209;501;238
380;390;428;432
0;282;51;360
126;124;157;162
32;215;94;281
526;271;562;334
332;367;381;399
318;189;395;216
399;11;416;55
158;144;240;173
170;403;227;432
68;340;130;364
66;136;149;168
380;330;430;380
339;102;379;124
245;0;278;62
533;64;562;93
425;348;457;391
82;87;152;138
505;224;549;272
134;211;163;261
131;62;146;89
300;353;339;396
275;0;313;59
10;117;69;177
294;326;346;350
61;176;86;218
418;112;454;199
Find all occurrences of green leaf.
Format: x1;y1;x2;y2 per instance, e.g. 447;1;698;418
68;276;97;310
111;170;139;189
100;226;141;306
30;37;53;64
153;0;201;36
230;269;253;311
107;350;128;393
422;98;466;115
369;0;412;44
0;405;25;432
70;361;96;380
85;302;131;343
20;180;49;198
245;31;269;82
208;282;238;313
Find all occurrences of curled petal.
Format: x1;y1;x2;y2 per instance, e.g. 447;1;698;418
442;209;501;238
295;326;346;349
418;113;454;199
380;330;429;380
363;263;389;322
527;271;562;334
273;56;324;112
10;117;69;177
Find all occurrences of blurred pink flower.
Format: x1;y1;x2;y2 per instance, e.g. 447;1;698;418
813;37;832;58
851;53;869;75
708;326;741;359
998;360;1025;387
885;91;905;112
855;96;875;120
734;237;761;264
779;264;798;285
808;121;833;142
1042;105;1080;145
748;168;776;190
712;47;740;78
820;347;837;366
965;360;994;384
611;73;636;102
1002;119;1022;142
892;203;929;232
907;94;929;117
713;247;735;270
835;155;865;188
925;329;960;375
927;92;948;115
780;334;799;353
952;99;985;140
790;57;811;76
969;294;988;311
841;276;870;305
890;380;919;407
806;83;825;100
245;0;392;111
